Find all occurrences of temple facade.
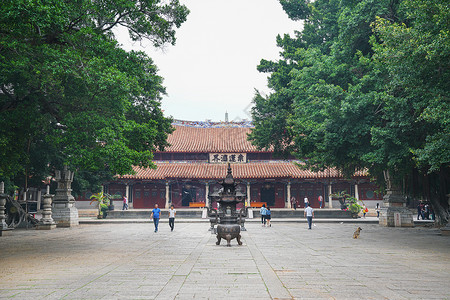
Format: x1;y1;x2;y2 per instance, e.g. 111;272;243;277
77;120;382;209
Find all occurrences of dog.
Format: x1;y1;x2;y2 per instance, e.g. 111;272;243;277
353;227;362;239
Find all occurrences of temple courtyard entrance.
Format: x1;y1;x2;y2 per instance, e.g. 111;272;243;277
1;223;449;299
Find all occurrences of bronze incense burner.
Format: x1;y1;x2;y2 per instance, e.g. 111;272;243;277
207;164;247;246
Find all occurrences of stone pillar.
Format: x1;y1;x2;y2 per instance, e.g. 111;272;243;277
246;182;251;207
0;182;8;234
328;184;333;208
36;186;56;230
355;183;359;201
205;182;210;208
440;194;450;236
379;171;413;227
165;181;170;209
52;166;79;227
286;182;292;208
126;184;133;209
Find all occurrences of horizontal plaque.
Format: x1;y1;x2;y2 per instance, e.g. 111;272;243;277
209;153;246;163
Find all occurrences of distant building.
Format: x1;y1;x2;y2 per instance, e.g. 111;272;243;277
78;120;382;208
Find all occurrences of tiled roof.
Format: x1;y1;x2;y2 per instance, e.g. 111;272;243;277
162;125;261;153
120;162;367;180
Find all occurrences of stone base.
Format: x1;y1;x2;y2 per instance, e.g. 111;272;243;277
440;224;450;236
52;204;79;227
379;207;414;227
36;223;57;230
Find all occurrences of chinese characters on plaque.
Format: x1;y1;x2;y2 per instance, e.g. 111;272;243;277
209;153;247;163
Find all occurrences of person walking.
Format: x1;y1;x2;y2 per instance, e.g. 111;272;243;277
168;204;176;231
318;195;323;209
291;196;297;210
304;196;309;208
122;196;128;210
362;205;367;218
150;204;161;233
260;204;267;227
304;205;314;229
266;207;272;227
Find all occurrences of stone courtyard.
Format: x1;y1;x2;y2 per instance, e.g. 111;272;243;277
0;222;449;299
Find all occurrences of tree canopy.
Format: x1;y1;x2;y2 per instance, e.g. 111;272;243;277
0;0;189;193
250;0;449;222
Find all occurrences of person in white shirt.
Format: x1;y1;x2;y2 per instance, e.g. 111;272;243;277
304;206;314;229
304;197;309;208
168;205;176;231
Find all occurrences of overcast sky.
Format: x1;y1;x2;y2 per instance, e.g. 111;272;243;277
116;0;301;122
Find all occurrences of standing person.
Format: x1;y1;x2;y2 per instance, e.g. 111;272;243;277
266;207;272;227
362;205;367;218
304;196;309;208
376;203;380;218
318;195;323;209
168;204;176;231
424;203;430;220
417;203;423;220
304;205;314;229
291;196;297;210
150;204;161;233
122;195;128;210
260;204;267;227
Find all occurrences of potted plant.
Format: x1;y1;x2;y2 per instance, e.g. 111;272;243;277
330;191;350;210
346;196;363;218
90;192;111;219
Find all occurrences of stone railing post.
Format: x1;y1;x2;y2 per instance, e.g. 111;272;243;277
0;182;8;235
37;186;56;230
52;166;79;227
379;170;413;227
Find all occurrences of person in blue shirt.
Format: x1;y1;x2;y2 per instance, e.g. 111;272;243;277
260;204;267;227
266;207;272;227
150;204;161;233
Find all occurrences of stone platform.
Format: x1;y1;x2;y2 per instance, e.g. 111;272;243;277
93;208;353;219
1;222;448;299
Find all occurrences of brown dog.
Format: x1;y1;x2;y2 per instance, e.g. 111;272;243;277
353;227;362;239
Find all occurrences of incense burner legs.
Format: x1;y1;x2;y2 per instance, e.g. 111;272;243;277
216;224;242;247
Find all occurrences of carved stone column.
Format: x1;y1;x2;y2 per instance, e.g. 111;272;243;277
165;181;170;209
286;182;292;208
36;186;56;230
379;171;413;227
246;182;251;207
205;182;209;208
327;184;333;208
440;194;450;236
52;166;79;227
0;182;8;235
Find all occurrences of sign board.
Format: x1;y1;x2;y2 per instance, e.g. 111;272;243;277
248;209;254;219
394;212;401;227
209;153;246;163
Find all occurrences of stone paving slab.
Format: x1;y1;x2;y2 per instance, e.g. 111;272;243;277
0;222;449;299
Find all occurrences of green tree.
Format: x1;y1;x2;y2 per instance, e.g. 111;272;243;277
250;0;449;223
0;0;189;193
